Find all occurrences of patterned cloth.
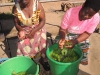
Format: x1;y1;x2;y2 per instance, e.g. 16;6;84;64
66;33;90;62
13;0;46;58
17;25;46;58
14;0;41;26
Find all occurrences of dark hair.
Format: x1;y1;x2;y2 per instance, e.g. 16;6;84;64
83;0;100;12
14;0;17;4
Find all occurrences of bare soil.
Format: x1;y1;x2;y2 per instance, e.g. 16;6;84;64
0;1;100;75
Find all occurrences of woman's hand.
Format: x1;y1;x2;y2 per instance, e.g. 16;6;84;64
18;30;25;40
58;39;65;49
65;40;78;48
26;30;35;39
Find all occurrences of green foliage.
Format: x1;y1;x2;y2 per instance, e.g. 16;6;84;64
50;41;79;63
50;47;79;63
0;13;13;20
12;71;34;75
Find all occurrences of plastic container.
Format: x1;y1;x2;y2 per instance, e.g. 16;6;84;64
0;56;39;75
46;44;83;75
0;58;9;64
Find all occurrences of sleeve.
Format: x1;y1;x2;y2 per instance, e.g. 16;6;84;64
86;13;100;33
60;8;72;29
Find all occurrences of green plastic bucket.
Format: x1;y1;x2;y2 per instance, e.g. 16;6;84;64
46;44;83;75
0;56;39;75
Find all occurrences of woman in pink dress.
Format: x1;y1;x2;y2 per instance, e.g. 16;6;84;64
58;0;100;65
12;0;50;71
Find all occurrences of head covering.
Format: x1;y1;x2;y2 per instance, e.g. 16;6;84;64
84;0;100;12
14;0;17;4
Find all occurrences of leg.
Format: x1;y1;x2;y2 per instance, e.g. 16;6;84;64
81;48;89;65
79;40;90;65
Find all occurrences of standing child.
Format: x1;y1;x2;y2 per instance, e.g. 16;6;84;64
58;0;100;65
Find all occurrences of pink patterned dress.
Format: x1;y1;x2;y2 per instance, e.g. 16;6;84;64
14;0;46;58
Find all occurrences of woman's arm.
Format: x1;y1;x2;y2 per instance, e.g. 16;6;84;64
59;27;66;40
69;31;91;48
29;1;45;38
76;31;91;43
58;27;67;49
12;5;23;32
59;28;91;49
37;1;45;30
12;5;25;40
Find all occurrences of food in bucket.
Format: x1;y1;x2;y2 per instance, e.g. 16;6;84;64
12;71;34;75
50;41;79;63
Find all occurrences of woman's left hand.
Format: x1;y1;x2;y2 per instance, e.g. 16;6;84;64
65;40;78;49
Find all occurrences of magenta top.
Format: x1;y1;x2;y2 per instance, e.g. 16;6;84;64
60;6;100;34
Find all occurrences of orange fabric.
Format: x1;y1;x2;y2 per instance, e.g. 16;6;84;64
83;48;89;53
13;10;41;26
81;61;88;65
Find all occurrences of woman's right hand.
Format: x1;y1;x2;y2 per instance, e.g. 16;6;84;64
58;39;65;49
18;30;25;40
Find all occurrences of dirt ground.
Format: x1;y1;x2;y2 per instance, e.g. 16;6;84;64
0;1;100;75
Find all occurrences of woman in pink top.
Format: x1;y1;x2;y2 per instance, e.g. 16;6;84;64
58;0;100;65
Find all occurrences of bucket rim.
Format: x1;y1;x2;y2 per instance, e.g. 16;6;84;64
0;56;31;66
0;56;39;75
46;44;83;65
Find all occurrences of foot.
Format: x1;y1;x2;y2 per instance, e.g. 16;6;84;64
39;57;50;71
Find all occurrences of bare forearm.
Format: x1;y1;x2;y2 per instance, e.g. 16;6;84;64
32;1;45;33
59;28;66;40
76;32;91;43
15;24;23;32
